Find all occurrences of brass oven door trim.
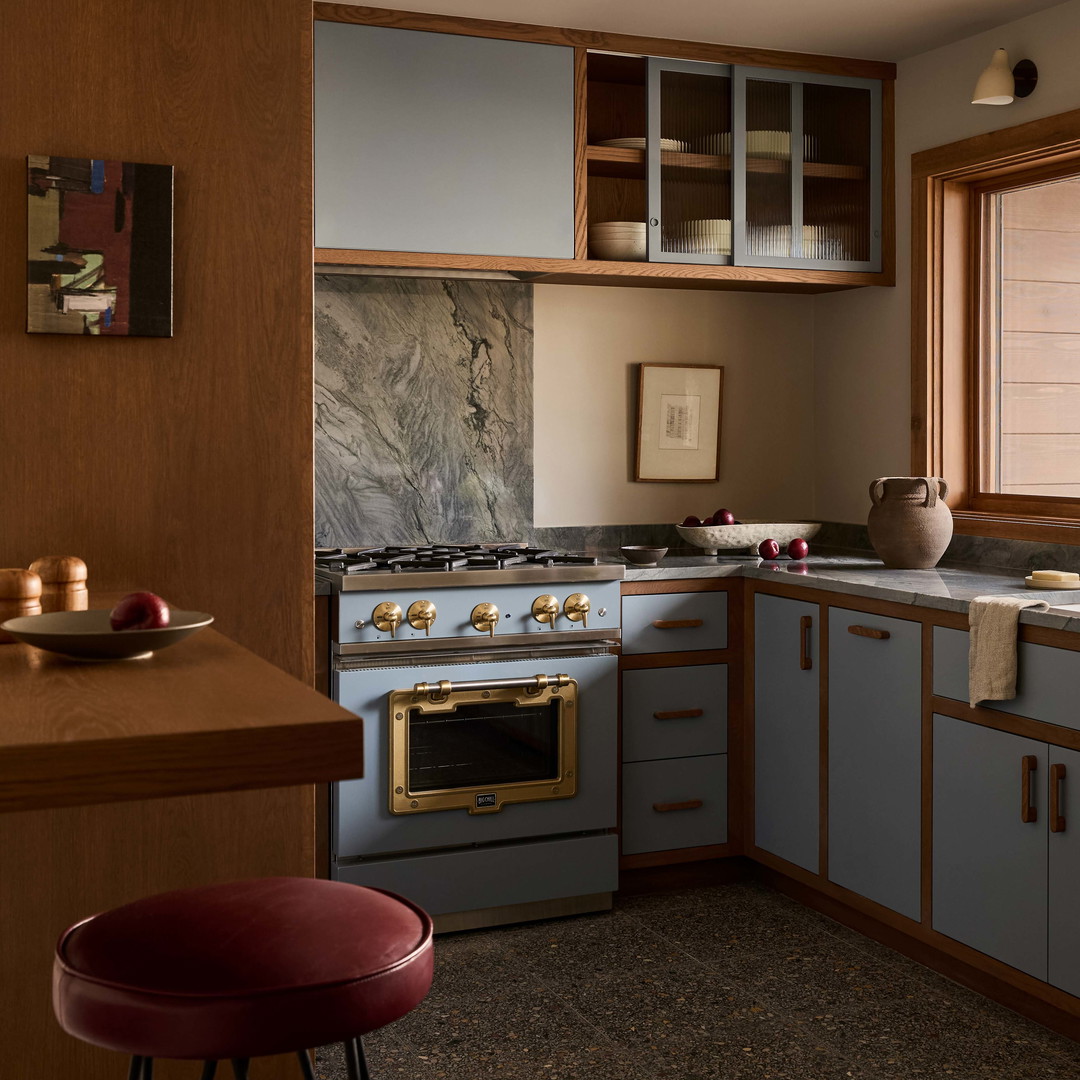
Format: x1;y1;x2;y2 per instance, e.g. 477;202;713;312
388;677;578;815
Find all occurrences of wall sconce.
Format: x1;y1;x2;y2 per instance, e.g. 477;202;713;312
971;48;1038;105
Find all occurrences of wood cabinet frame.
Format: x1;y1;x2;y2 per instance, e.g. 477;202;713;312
312;4;895;292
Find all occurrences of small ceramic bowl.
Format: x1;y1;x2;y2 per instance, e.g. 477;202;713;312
620;545;668;567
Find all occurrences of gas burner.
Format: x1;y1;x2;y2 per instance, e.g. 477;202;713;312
390;555;471;573
314;554;378;574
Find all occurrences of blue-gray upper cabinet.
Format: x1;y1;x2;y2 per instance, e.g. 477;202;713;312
827;609;921;920
753;593;820;872
932;715;1048;980
645;59;881;272
314;22;575;258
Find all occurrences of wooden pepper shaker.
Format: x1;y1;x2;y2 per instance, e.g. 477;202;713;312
0;569;43;643
29;555;89;613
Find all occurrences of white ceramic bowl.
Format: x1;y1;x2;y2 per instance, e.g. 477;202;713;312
675;520;821;556
589;237;647;261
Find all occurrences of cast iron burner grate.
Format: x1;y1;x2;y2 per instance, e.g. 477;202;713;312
315;544;599;572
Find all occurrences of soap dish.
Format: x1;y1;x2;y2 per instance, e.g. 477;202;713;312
1025;576;1080;589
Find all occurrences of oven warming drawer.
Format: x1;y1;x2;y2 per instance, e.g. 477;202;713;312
334;833;618;920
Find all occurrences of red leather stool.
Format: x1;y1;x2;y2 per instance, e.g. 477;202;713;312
52;877;434;1080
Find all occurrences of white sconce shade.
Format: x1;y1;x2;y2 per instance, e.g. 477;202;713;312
972;48;1015;104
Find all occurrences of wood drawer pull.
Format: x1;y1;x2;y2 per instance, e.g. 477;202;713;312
799;615;812;670
847;625;891;640
652;799;704;813
1052;763;1067;834
653;709;705;721
1022;755;1038;824
651;618;704;629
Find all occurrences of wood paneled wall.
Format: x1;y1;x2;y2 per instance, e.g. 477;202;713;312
0;0;314;684
0;4;316;1078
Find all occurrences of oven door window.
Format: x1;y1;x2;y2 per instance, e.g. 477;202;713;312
388;681;578;815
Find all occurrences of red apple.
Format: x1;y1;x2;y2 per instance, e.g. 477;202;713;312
680;515;702;527
787;538;810;560
110;591;170;631
758;538;781;560
701;515;715;526
712;508;736;526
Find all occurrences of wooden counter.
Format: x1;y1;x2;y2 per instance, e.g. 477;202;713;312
0;611;360;1080
0;627;362;813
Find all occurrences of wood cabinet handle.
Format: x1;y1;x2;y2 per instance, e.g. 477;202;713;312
1022;755;1038;824
651;619;704;629
652;799;704;813
847;625;891;640
653;709;704;720
799;615;813;670
1051;763;1067;833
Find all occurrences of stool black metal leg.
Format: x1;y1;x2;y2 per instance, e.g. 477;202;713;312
127;1057;143;1080
344;1038;371;1080
200;1062;219;1080
142;1060;154;1080
230;1060;250;1080
296;1049;316;1080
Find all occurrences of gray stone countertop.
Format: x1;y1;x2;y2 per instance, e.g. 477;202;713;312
618;552;1080;633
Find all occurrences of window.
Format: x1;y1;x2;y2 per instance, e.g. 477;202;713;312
913;110;1080;541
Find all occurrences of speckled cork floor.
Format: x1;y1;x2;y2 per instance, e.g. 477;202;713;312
314;878;1080;1080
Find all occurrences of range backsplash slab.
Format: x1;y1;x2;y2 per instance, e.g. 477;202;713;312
314;275;533;547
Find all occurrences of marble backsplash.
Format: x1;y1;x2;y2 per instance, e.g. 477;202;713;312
315;275;533;546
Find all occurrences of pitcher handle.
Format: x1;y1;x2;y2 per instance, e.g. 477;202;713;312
870;476;949;507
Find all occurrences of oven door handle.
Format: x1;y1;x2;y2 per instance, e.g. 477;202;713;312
413;673;571;697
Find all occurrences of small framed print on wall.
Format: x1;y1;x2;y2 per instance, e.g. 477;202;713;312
635;363;723;482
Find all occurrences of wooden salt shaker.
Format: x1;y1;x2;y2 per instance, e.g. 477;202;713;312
0;569;43;643
29;555;89;613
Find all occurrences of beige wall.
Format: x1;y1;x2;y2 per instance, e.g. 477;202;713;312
814;0;1080;523
533;284;816;526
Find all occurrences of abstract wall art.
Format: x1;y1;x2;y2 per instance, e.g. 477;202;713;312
26;155;174;337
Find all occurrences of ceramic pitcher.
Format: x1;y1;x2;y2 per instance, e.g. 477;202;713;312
867;476;953;569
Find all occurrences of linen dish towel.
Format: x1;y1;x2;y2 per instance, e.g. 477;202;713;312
968;595;1049;707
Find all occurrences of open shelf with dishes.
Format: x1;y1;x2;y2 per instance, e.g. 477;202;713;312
582;49;882;270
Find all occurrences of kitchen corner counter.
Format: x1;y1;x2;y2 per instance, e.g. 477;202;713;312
0;625;362;814
621;553;1080;633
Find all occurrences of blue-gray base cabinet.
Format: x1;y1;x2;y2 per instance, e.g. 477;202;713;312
619;584;731;864
933;714;1080;996
827;608;921;920
753;592;819;873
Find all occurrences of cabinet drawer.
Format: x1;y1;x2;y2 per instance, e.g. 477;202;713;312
622;665;727;763
621;755;727;855
934;627;1080;733
621;592;727;655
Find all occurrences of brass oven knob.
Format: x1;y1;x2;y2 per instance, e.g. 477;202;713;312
372;601;403;638
563;593;590;628
471;602;500;637
407;600;437;636
532;594;560;630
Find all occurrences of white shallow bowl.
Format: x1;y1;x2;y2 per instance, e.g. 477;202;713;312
1;609;214;661
596;137;688;152
676;520;821;556
589;237;647;261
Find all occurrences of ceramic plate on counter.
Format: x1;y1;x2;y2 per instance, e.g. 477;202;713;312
1;609;214;661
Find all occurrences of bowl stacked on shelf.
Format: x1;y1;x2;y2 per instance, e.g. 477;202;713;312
672;218;731;255
589;221;647;261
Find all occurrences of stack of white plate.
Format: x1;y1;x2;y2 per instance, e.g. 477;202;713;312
589;220;647;261
696;131;818;161
596;137;688;152
748;224;843;259
670;218;732;255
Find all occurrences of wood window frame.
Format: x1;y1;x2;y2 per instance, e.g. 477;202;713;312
913;106;1080;544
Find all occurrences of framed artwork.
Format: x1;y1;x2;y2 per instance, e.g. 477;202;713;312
635;363;724;482
27;155;173;337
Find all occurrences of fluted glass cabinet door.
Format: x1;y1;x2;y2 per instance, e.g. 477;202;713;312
646;59;733;264
733;67;881;272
